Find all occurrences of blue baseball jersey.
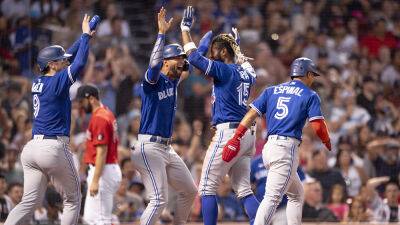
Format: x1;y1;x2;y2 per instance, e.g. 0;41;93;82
250;80;323;140
32;34;90;137
188;50;256;125
139;71;178;138
250;155;305;207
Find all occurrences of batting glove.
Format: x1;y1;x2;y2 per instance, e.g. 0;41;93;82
222;136;241;162
198;31;213;56
229;27;240;45
324;141;332;151
181;6;194;32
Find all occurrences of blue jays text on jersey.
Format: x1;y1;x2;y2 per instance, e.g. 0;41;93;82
139;71;178;138
187;50;256;125
31;34;90;137
250;80;323;140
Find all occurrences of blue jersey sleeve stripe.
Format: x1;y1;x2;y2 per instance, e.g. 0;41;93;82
67;66;74;84
250;103;262;116
205;59;212;76
144;71;157;85
309;116;324;121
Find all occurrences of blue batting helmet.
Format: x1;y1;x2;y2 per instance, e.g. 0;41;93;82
37;45;72;72
163;44;186;59
290;57;321;77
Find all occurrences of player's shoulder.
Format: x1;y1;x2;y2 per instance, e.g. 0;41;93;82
92;107;114;123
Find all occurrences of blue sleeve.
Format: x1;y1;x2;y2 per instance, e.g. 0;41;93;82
250;88;269;116
297;167;305;181
187;50;227;82
53;34;90;96
307;93;324;121
145;34;165;84
66;37;81;62
250;160;256;183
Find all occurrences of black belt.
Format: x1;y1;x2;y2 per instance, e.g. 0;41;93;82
149;136;171;145
228;122;240;129
213;122;255;129
43;135;57;140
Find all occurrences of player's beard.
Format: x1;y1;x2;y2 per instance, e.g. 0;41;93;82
84;103;93;114
169;65;182;79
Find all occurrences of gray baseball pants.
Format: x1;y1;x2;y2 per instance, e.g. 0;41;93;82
5;135;81;225
131;134;197;225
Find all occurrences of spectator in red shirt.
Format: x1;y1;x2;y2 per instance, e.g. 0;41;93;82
360;18;396;58
76;84;122;225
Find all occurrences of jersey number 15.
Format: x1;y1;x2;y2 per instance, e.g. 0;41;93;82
274;97;291;120
237;82;250;106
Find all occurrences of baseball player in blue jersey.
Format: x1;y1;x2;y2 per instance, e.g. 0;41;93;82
5;14;95;225
181;6;260;225
250;155;305;225
130;8;197;225
223;57;332;225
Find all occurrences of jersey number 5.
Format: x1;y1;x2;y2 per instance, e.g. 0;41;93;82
274;97;291;120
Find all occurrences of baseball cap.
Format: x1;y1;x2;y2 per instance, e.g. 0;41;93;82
76;84;99;100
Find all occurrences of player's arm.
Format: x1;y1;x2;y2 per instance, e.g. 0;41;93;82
90;144;107;196
65;38;81;62
89;117;112;196
181;6;224;80
310;119;331;151
222;89;269;162
308;93;331;151
145;7;172;84
67;14;93;82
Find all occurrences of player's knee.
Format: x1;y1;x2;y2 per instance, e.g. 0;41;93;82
264;192;282;204
187;183;198;197
287;189;304;203
198;183;218;196
235;187;253;199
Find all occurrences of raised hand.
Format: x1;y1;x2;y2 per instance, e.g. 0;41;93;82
181;6;194;32
198;31;213;56
158;7;173;34
82;14;96;36
229;27;240;45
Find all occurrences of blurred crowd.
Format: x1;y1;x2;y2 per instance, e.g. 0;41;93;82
0;0;400;224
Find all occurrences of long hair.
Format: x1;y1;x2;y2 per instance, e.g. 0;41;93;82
211;34;236;59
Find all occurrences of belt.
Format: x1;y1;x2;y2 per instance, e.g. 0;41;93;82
33;135;70;143
268;135;289;141
43;135;57;140
214;122;240;130
149;136;171;145
214;122;256;133
268;135;301;144
138;134;171;145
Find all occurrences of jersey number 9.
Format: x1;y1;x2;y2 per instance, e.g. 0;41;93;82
33;94;40;118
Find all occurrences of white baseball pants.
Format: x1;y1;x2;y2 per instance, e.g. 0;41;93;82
5;136;81;225
83;164;122;225
131;135;197;225
254;135;303;225
199;122;256;198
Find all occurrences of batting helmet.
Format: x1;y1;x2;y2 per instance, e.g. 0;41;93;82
290;57;321;77
37;45;72;72
163;44;186;59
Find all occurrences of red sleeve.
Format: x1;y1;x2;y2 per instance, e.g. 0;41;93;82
90;116;111;146
310;119;330;144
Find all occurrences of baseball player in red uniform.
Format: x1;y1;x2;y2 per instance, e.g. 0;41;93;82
76;85;122;225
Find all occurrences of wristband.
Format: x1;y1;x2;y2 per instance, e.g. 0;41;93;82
184;42;197;54
235;124;248;139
